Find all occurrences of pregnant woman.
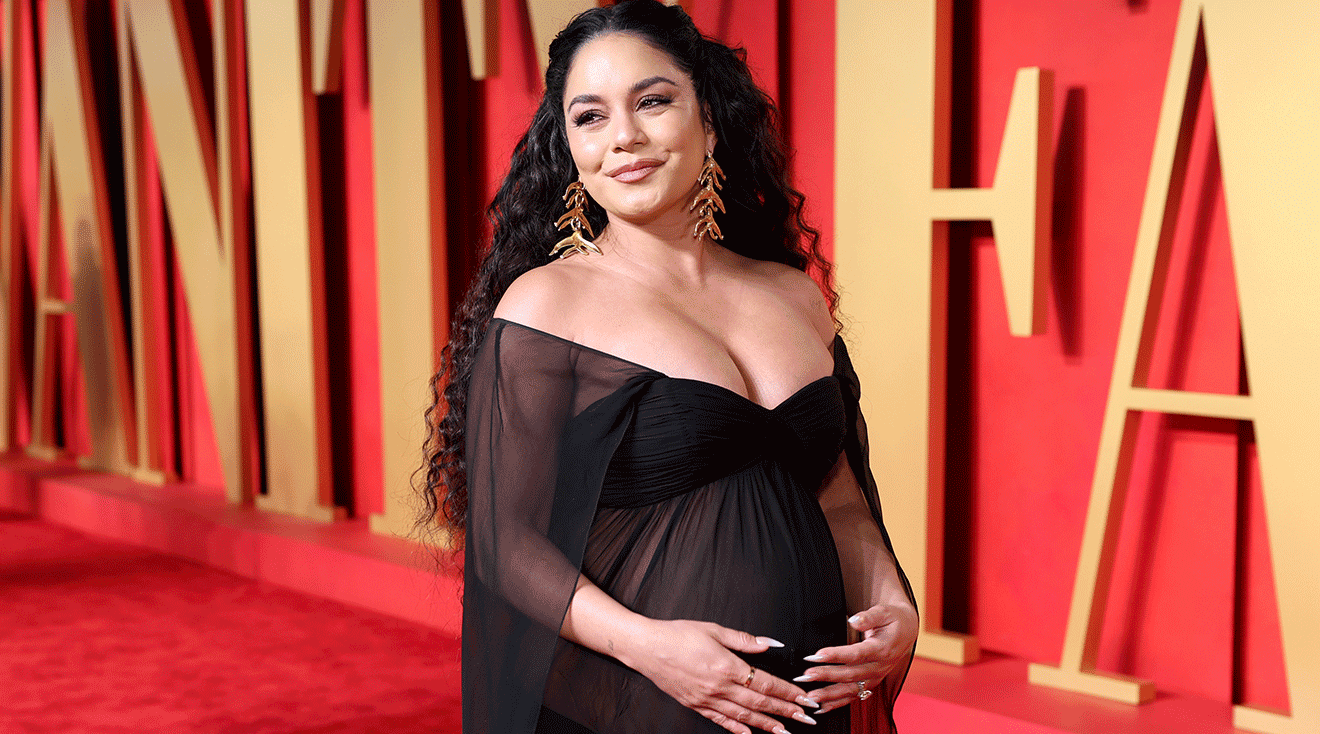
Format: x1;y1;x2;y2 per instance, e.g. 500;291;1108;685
418;2;918;733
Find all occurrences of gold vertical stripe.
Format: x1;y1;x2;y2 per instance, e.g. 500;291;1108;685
1205;1;1320;725
460;0;495;79
115;2;167;484
215;0;263;504
367;0;440;539
311;0;345;93
246;0;335;521
27;144;61;460
836;0;967;666
37;0;137;474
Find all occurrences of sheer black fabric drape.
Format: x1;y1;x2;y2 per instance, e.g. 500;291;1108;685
462;319;914;734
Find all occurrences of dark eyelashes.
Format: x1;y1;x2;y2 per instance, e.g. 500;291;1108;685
570;95;674;127
639;94;673;108
572;111;601;127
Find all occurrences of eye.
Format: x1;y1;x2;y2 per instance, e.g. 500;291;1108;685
572;109;604;127
638;94;673;110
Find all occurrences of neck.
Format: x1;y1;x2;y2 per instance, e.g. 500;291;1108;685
596;214;718;287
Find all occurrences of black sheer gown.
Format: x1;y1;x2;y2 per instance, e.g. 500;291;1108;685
463;319;914;734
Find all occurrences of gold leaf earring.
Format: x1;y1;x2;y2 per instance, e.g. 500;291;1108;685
690;153;725;242
549;179;601;259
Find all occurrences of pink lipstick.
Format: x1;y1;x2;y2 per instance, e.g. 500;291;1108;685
607;159;662;183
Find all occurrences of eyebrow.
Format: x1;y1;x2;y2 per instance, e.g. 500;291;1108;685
566;76;680;109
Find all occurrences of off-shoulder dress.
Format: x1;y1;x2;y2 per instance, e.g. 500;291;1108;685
462;318;914;734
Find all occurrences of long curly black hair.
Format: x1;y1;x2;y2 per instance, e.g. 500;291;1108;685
418;0;837;548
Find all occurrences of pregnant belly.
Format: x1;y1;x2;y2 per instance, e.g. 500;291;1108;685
583;462;849;683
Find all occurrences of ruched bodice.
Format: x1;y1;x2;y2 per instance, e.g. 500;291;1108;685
599;375;846;508
462;319;913;734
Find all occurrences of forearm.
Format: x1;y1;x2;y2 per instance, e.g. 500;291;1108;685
823;502;913;616
560;575;656;669
818;454;915;617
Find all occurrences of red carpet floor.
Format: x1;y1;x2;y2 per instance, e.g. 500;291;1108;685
0;511;461;734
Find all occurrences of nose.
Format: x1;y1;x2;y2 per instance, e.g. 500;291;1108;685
611;112;646;152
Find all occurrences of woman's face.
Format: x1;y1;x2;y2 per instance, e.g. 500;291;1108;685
562;33;714;230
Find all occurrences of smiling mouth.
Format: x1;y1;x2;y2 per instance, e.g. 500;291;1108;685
608;160;662;183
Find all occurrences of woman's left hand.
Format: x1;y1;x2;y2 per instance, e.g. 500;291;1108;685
795;603;919;714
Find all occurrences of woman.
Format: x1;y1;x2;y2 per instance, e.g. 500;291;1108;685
419;2;918;733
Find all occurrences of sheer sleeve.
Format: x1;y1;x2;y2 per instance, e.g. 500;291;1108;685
463;322;578;734
832;335;918;734
462;320;655;734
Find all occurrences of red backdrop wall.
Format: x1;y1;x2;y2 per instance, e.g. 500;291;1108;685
1;0;1285;713
948;0;1283;709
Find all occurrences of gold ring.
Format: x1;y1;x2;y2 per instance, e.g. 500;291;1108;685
856;681;872;701
743;666;757;687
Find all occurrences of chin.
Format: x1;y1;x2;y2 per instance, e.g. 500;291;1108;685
604;195;669;221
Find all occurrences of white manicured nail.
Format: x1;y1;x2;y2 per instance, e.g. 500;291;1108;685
792;712;818;725
758;636;786;648
803;654;825;662
793;673;815;682
796;696;820;708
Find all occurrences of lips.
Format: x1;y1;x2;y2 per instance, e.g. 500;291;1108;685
606;159;662;183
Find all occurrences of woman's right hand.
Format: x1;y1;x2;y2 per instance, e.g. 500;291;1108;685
619;619;820;734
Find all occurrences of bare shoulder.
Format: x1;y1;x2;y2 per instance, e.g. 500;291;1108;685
742;258;837;345
492;259;597;338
